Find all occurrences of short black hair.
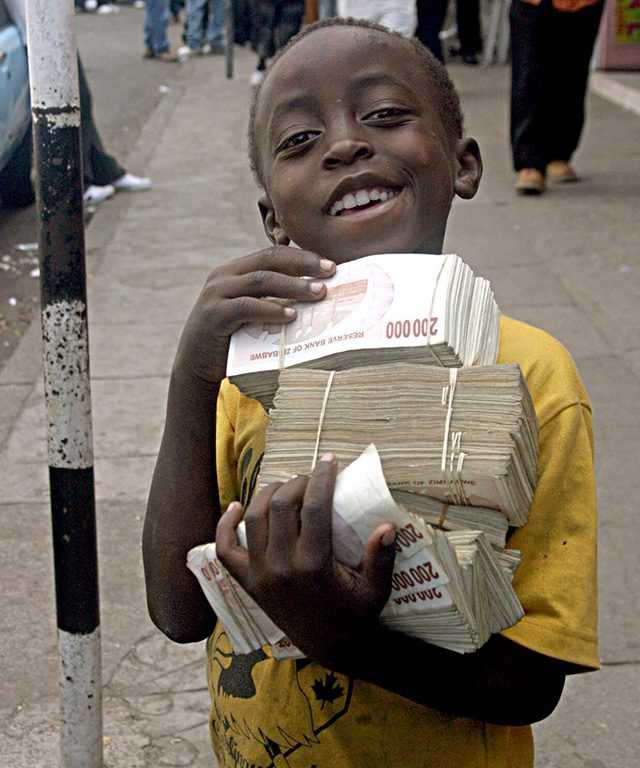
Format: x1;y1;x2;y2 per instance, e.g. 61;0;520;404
247;16;465;189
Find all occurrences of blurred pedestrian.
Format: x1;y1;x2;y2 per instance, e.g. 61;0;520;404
452;0;482;64
77;57;152;205
177;0;225;59
4;0;152;206
336;0;416;37
415;0;448;61
510;0;605;195
143;0;179;60
250;0;305;86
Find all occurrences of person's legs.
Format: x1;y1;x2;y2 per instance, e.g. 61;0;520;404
144;0;171;53
186;0;206;50
274;0;304;51
510;0;550;172
205;0;225;50
415;0;449;62
78;57;125;188
544;0;604;164
456;0;482;59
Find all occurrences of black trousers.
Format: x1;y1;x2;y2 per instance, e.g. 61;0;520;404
510;0;604;171
78;57;125;187
416;0;449;62
416;0;482;62
456;0;482;56
253;0;304;63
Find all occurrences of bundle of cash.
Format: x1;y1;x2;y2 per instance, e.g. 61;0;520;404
257;363;538;526
187;446;524;658
227;253;500;410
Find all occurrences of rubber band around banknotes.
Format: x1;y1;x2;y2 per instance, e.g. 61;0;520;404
278;322;287;371
440;368;470;506
311;370;336;470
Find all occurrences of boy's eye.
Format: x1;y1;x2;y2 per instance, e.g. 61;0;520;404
276;130;319;153
364;107;411;122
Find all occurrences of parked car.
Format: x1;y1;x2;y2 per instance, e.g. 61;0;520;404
0;0;34;207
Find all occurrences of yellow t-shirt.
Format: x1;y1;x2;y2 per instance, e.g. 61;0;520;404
208;315;599;768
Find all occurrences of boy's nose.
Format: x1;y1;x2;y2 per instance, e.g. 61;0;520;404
322;138;374;169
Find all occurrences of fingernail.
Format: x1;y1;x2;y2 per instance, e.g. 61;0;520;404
226;501;242;514
283;306;296;318
381;528;396;546
309;281;324;294
320;258;334;272
319;452;335;463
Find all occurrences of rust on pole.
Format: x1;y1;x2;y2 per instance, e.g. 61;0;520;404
24;1;103;766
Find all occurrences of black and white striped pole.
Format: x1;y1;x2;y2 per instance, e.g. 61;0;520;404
25;1;102;766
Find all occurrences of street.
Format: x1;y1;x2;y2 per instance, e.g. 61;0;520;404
0;6;639;767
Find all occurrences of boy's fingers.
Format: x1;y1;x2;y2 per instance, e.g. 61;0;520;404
216;271;330;304
267;475;310;562
239;246;336;279
243;483;282;565
298;453;338;562
215;501;250;583
360;524;397;602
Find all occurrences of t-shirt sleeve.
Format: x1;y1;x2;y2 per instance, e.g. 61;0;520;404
216;379;270;511
216;380;239;511
501;400;600;671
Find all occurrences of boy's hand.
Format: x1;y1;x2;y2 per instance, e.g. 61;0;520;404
216;454;397;670
173;246;335;387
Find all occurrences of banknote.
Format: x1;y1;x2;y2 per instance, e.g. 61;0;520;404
227;253;499;384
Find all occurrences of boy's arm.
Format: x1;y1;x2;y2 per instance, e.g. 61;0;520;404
142;246;336;643
217;455;567;725
143;368;221;642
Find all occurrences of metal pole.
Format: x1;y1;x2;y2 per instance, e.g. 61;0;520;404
225;0;234;79
24;2;102;767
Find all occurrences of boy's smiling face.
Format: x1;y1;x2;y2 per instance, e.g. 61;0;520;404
255;26;482;264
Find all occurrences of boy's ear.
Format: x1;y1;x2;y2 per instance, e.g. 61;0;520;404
258;195;290;246
453;138;483;200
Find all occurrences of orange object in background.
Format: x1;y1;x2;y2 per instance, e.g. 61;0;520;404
305;0;320;23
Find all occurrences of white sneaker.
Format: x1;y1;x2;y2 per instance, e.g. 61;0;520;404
177;45;201;61
83;184;115;205
113;173;152;192
133;0;145;7
84;0;98;11
250;68;265;87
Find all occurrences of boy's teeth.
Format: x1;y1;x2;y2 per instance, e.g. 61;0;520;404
329;187;397;216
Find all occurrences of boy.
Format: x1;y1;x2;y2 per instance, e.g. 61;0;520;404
143;18;598;767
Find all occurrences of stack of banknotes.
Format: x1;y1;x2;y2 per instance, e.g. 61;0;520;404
258;363;538;526
187;446;525;657
227;253;500;409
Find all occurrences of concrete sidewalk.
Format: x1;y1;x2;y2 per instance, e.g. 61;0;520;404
0;45;638;767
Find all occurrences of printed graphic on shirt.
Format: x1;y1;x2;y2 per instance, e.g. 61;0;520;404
239;447;262;508
209;628;354;768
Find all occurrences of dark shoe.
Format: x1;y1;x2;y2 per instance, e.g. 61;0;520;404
515;168;545;195
155;50;179;62
546;161;578;184
462;53;479;65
